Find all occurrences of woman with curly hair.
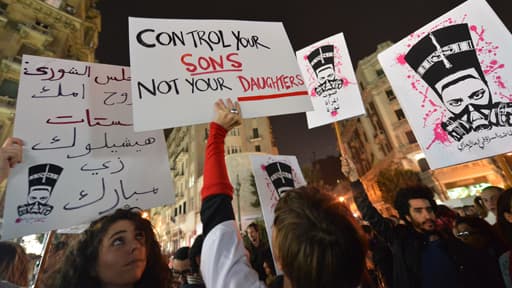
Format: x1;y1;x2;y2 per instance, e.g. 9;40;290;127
51;208;170;288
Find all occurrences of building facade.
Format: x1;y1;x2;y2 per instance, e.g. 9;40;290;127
151;117;277;254
0;0;100;143
0;0;100;219
341;42;506;215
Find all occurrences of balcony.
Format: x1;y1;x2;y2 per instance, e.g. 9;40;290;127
0;57;22;80
17;23;54;49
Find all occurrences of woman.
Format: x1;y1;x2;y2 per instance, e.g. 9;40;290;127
480;186;505;225
51;208;170;288
0;241;30;287
497;189;512;287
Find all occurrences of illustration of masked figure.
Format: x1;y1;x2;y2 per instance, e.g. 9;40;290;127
18;163;63;216
307;45;344;115
405;23;512;141
265;161;295;198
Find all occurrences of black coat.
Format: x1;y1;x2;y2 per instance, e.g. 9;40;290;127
352;180;504;288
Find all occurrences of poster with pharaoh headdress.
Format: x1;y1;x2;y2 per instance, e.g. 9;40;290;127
296;33;366;128
378;0;512;169
249;154;306;273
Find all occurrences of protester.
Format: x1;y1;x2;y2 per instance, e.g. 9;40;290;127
0;241;30;288
246;222;274;281
172;247;192;287
263;260;276;286
480;186;505;225
200;99;367;288
496;188;512;287
50;208;170;288
184;235;205;288
342;157;505;288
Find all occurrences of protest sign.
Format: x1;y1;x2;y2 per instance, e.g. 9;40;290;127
1;55;174;240
249;154;306;272
297;33;366;128
378;0;512;169
128;18;312;131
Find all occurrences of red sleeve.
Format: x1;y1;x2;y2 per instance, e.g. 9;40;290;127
201;122;233;201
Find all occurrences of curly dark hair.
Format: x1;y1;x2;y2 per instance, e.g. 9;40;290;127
50;208;170;288
393;185;437;222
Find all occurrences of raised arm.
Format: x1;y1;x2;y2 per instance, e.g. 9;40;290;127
341;157;396;244
200;99;265;288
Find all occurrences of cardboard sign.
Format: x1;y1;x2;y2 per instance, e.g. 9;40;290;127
249;154;306;273
128;18;312;131
1;55;174;240
378;0;512;169
297;33;366;128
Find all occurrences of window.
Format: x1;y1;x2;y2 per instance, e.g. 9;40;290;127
385;89;396;101
252;128;260;139
183;201;187;214
255;145;261;152
204;128;209;140
179;204;182;214
405;130;417;144
376;68;385;77
395;109;405;120
174;207;178;217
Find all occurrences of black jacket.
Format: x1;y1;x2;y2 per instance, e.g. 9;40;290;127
352;180;504;288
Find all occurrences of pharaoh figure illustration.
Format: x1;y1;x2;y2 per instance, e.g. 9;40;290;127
18;163;63;216
405;23;512;142
307;45;344;115
264;161;295;197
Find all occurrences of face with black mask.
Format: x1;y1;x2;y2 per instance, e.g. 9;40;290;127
436;68;492;132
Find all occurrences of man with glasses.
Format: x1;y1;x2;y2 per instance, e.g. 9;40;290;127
172;247;192;287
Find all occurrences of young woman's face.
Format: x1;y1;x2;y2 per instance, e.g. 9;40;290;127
96;220;147;287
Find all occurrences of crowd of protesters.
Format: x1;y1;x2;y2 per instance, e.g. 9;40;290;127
1;100;512;287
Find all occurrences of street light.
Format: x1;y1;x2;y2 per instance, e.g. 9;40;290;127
235;174;242;231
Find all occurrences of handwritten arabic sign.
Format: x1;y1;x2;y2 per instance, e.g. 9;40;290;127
249;154;306;272
378;0;512;169
296;33;366;128
1;55;174;240
128;18;312;131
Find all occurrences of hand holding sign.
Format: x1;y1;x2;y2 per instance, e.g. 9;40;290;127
0;137;24;182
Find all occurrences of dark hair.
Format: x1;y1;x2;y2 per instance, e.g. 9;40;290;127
455;216;507;253
273;186;367;288
173;247;190;261
189;235;204;273
0;241;30;286
51;209;170;288
394;185;437;221
247;222;259;232
497;189;512;247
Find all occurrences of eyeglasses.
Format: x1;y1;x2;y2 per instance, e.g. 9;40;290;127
172;268;192;277
455;231;476;240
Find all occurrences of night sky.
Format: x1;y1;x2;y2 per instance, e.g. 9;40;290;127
95;0;512;165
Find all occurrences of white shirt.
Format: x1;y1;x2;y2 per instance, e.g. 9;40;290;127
201;220;267;288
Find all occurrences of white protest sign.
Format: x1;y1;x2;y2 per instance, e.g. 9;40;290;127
378;0;512;169
128;18;312;131
249;154;306;272
1;55;174;240
296;33;366;128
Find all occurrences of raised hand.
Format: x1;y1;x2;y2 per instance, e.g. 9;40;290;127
213;98;241;131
